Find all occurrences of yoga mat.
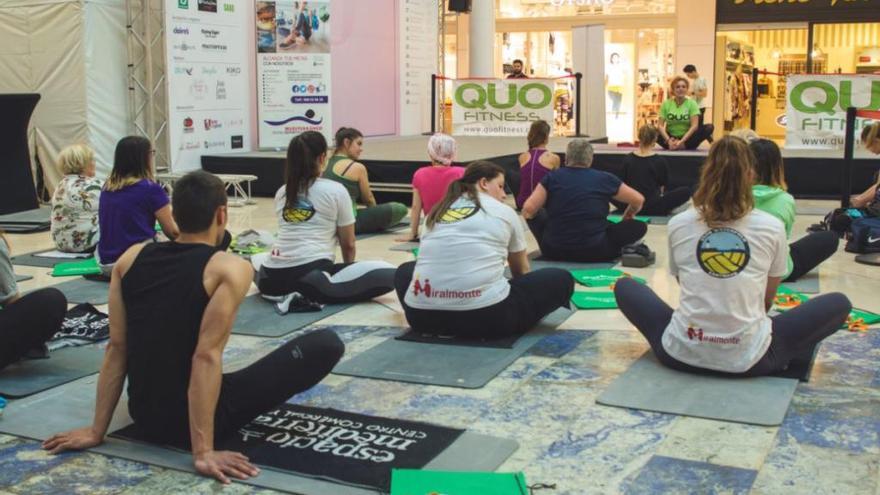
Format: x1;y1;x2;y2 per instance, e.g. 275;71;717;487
114;404;464;492
0;207;50;225
571;291;618;310
0;224;49;233
0;377;518;495
232;294;353;338
845;308;880;330
607;215;650;224
0;345;104;398
14;273;32;283
10;250;89;269
391;470;528;495
332;308;573;389
597;352;799;426
395;331;520;349
796;205;831;216
389;242;420;252
571;269;646;288
50;277;110;305
52;258;101;277
34;250;92;259
780;271;820;294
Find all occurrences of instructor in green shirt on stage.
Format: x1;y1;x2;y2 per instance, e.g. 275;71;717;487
657;76;715;151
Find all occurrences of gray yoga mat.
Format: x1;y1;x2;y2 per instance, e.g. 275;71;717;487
50;277;110;305
0;223;49;233
597;352;799;426
797;205;831;216
0;376;518;495
0;207;51;225
0;345;104;398
10;250;92;269
780;271;820;294
232;294;353;338
14;273;33;282
333;308;573;389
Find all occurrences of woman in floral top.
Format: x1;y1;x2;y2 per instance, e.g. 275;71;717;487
51;144;102;253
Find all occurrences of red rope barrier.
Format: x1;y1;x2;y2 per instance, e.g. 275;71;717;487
856;109;880;120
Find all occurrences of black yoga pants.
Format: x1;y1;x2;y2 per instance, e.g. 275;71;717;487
657;124;715;150
613;188;692;217
613;277;851;377
785;231;839;283
258;259;395;303
137;328;345;447
528;209;647;262
394;261;574;339
0;288;67;371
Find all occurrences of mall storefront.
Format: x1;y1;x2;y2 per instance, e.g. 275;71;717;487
441;0;880;145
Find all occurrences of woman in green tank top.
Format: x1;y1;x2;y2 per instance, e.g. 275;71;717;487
323;127;407;234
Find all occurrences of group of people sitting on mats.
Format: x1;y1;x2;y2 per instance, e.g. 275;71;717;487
1;119;878;484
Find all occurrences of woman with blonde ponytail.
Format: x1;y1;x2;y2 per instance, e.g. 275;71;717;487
614;136;851;377
395;161;573;340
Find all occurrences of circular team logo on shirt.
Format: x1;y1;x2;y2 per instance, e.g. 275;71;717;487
437;198;478;224
282;198;315;223
696;228;750;278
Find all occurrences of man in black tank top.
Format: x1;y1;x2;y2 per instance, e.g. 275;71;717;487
44;171;345;484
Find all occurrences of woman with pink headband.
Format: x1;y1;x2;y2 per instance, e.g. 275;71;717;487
400;133;465;242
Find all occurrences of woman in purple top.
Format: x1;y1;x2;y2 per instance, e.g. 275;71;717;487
516;120;560;210
97;136;178;268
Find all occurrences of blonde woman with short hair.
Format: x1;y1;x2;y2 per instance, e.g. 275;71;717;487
614;136;851;377
50;144;103;253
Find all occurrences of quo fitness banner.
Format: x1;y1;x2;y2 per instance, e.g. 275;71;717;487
256;1;332;149
452;79;556;136
785;74;880;150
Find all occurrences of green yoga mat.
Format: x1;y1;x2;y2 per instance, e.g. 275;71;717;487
571;269;646;288
607;215;650;224
774;285;809;308
51;257;101;277
846;308;880;328
571;291;618;310
391;470;527;495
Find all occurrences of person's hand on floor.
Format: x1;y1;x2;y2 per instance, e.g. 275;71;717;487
194;450;260;484
42;427;104;453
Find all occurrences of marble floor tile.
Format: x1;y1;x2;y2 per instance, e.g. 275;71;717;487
621;455;757;495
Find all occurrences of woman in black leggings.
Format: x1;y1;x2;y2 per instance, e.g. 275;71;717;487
748;138;838;282
395;161;573;339
615;137;851;376
256;131;395;304
522;138;647;262
0;234;67;370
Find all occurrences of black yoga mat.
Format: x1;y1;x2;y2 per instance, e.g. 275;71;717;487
114;404;464;492
395;331;520;349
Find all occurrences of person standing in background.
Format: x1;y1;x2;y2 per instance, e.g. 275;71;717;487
507;59;529;79
684;65;712;143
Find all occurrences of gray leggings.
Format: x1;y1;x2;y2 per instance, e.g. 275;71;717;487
355;202;408;234
613;277;851;377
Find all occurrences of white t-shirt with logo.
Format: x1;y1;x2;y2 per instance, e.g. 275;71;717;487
662;208;789;373
404;193;527;311
264;179;356;269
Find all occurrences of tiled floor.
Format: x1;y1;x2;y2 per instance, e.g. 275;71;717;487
1;197;878;494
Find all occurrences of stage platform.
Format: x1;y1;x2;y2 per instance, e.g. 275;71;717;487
202;136;880;201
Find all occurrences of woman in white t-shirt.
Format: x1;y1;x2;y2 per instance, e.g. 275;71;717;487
614;136;851;376
394;161;574;339
257;131;395;307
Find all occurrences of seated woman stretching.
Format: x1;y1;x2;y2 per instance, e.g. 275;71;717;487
613;125;691;216
1;233;67;371
395;161;573;339
323;127;407;234
258;131;396;304
515;120;560;210
749;138;838;282
51;144;102;253
657;76;714;151
522;139;647;262
400;133;465;242
614;136;851;377
98;136;178;270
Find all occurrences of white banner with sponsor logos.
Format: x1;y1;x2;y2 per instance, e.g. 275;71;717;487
785;74;880;150
256;1;332;149
452;79;556;136
166;0;251;171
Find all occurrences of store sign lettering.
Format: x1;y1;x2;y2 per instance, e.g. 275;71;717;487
790;80;880;114
733;0;868;6
549;0;614;6
455;83;552;110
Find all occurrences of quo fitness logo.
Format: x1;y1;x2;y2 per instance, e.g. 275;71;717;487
789;79;880;115
455;82;553;123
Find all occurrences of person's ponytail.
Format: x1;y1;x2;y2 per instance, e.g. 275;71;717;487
285;131;327;205
425;160;505;230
